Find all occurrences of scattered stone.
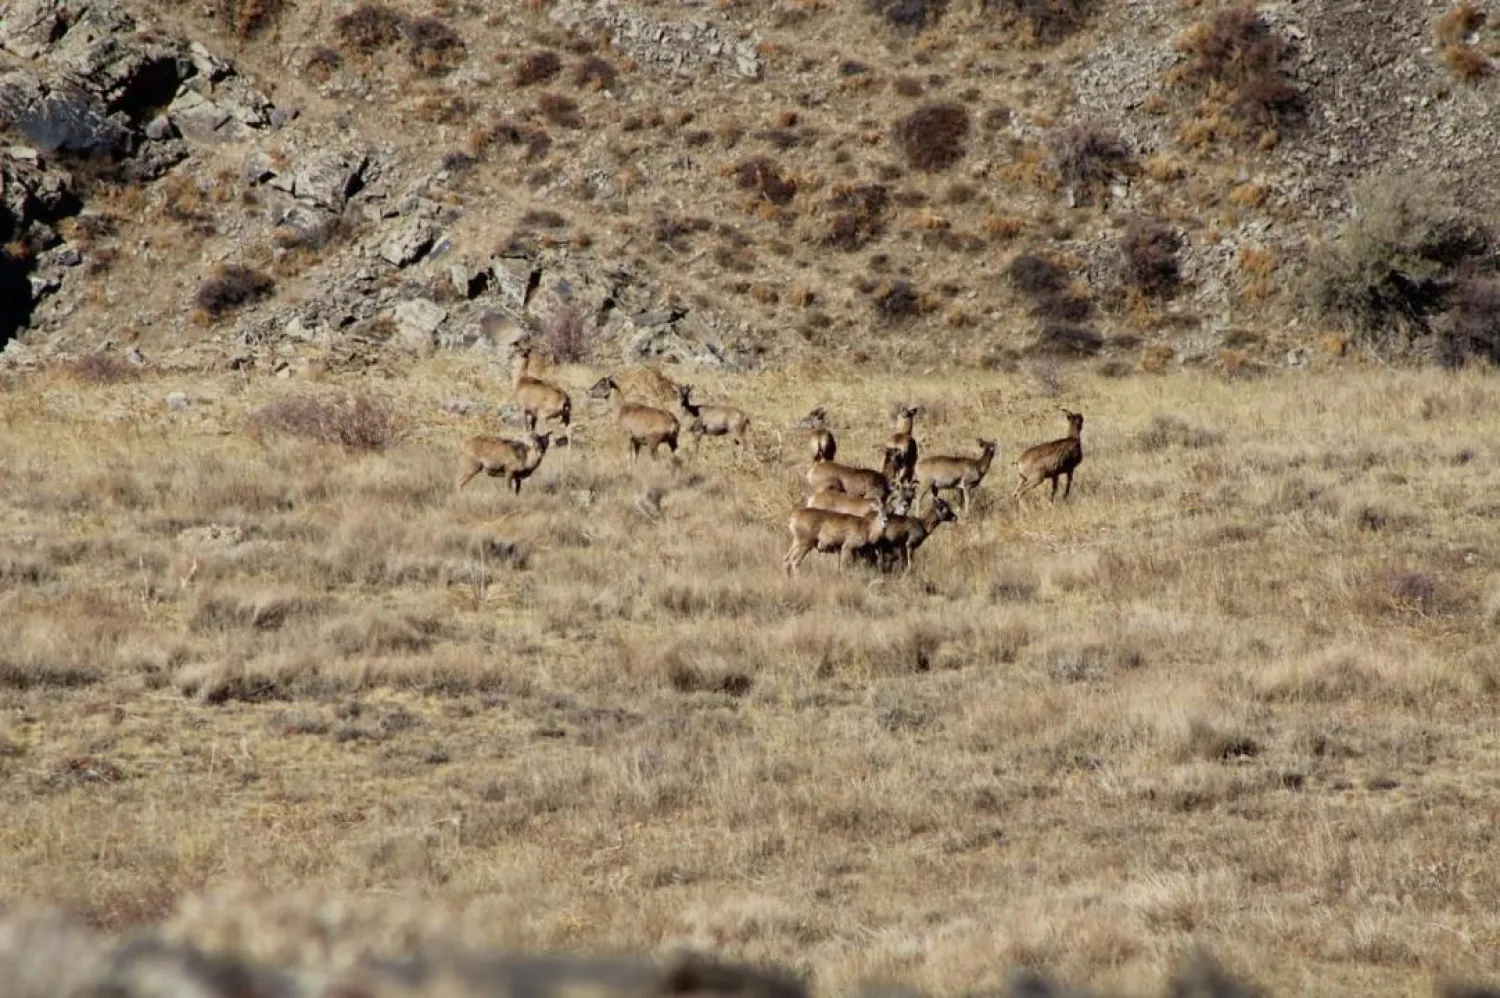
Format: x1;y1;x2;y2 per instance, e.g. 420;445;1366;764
291;150;367;209
392;298;447;350
166;391;191;410
379;218;438;267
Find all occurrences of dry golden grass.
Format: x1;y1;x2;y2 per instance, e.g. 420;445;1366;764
3;356;1500;996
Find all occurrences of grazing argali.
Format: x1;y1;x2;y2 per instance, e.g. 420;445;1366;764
456;430;552;494
783;504;890;576
794;406;838;463
587;375;680;462
674;384;751;450
865;495;959;574
886;404;923;483
1014;408;1085;508
509;343;572;434
916;438;998;515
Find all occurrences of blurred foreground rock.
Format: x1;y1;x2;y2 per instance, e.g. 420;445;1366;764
0;898;1497;998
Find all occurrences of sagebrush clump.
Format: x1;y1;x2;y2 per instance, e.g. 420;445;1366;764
195;265;274;318
991;0;1094;44
1171;4;1305;129
334;3;406;54
1307;172;1490;353
1121;217;1183;298
1047;122;1132;204
866;0;947;32
894;103;970;172
248;393;404;451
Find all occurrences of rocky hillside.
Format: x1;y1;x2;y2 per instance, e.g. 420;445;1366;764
1;0;1497;377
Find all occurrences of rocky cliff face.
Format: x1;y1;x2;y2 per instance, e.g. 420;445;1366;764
0;0;1495;374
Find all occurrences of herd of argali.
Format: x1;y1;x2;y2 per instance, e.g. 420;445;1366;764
459;340;1089;576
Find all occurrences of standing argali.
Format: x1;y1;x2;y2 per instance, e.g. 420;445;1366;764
794;406;838;463
456;430;552;494
587;375;681;462
674;384;751;451
784;504;891;576
915;438;997;516
1014;408;1085;508
886;404;923;484
509;343;572;434
862;495;959;575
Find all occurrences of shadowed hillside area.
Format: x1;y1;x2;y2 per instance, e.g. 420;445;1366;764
2;0;1500;994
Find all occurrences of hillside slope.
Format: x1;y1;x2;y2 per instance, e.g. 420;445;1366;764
1;0;1497;374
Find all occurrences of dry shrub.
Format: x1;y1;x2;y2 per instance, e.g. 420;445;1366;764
271;215;351;252
1121;217;1183;298
1007;253;1067;296
894;102;970;172
892;75;925;97
404;17;465;75
248;393;405;451
64;351;142;385
514;49;562;86
1306;172;1490;352
1027;322;1104;357
874;279;927;322
304;45;344;82
1433;0;1486;44
537;92;581;128
544;306;590;364
1443;43;1494;81
1046;121;1132;203
1364;568;1471;620
1438;278;1500;367
866;0;947;31
213;0;285;38
734;156;798;206
573;55;617;91
1135;413;1222;452
820;183;889;251
1172;4;1305;128
335;3;406;53
194;265;274;318
990;0;1094;44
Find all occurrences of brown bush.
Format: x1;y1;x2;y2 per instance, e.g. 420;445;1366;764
820;184;889;251
404;17;465;74
248;393;404;451
866;0;947;31
335;3;406;53
64;351;142;385
893;102;970;172
304;45;344;82
208;0;284;38
514;49;562;86
194;265;274;318
1438;278;1500;367
734;156;798;206
1006;253;1068;296
892;75;924;97
543;306;590;364
874;280;927;322
1433;0;1486;45
1046;122;1132;203
1027;322;1104;357
1121;217;1183;298
1173;5;1305;128
1443;43;1494;81
537;92;582;128
573;55;617;91
990;0;1094;44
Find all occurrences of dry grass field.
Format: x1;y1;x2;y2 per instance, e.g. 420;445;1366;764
2;354;1500;997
